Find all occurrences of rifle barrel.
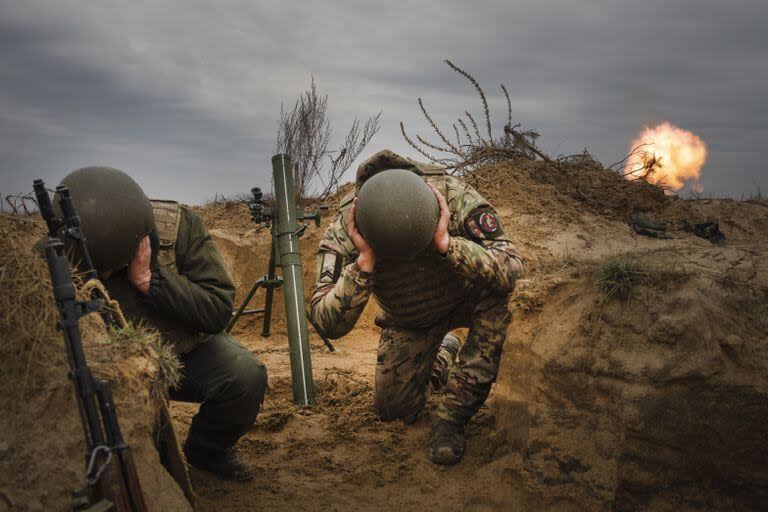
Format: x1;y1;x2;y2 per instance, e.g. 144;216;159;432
56;186;98;281
33;179;61;238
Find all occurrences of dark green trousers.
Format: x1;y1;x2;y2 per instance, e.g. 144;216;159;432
170;332;267;453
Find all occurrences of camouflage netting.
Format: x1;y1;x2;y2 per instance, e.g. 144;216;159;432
0;214;190;512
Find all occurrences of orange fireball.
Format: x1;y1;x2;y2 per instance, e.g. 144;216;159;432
625;122;707;191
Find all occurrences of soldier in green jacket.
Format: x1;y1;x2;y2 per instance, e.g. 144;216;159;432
310;150;523;466
58;167;267;482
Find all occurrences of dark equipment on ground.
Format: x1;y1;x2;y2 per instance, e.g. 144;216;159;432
629;211;669;239
355;169;439;260
225;154;328;405
683;219;726;244
33;179;148;511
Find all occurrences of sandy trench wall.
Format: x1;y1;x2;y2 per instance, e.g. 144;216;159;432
207;205;379;339
0;216;191;512
198;164;768;510
490;202;768;510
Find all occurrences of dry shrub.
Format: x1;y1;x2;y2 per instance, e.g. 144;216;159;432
276;76;381;200
401;60;553;176
0;215;56;398
400;60;675;223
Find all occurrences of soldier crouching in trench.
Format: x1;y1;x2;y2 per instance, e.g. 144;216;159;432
54;166;267;482
310;149;523;465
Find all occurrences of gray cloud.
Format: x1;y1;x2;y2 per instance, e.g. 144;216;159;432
0;0;766;204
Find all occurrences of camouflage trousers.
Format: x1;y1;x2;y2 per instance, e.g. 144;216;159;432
374;289;511;426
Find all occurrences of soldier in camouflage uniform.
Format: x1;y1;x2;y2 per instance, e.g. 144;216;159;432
310;150;523;465
57;167;267;482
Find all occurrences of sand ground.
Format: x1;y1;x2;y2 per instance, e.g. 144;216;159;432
171;325;564;512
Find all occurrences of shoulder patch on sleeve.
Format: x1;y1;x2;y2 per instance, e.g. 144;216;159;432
318;251;343;284
465;208;504;240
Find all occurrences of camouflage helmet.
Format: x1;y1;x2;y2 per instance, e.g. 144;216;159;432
354;169;439;261
55;166;154;273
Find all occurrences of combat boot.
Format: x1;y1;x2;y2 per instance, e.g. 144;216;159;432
183;441;253;482
428;418;466;466
429;333;461;392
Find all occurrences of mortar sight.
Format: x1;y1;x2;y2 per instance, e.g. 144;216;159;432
249;187;271;225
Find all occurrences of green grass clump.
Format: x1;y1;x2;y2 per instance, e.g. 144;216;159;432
596;259;645;300
105;322;182;393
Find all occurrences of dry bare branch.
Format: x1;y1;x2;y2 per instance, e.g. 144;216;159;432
607;143;653;172
464;111;484;145
401;121;443;164
400;60;575;176
445;59;492;140
276;77;380;199
418;98;465;157
4;193;38;216
500;83;512;134
416;134;452;154
457;118;472;144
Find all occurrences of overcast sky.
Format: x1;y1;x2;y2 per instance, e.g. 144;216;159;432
1;0;766;204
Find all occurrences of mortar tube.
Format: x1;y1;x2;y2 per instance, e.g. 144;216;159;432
271;153;315;406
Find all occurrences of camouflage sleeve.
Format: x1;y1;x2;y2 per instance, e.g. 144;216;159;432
444;235;523;293
444;179;523;293
309;214;373;339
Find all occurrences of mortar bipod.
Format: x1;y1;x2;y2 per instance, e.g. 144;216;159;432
225;241;282;336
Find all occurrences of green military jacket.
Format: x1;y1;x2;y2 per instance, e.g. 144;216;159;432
105;202;235;354
309;149;523;339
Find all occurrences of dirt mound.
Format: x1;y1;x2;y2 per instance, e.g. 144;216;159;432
465;158;703;257
192;158;768;511
0;215;190;512
470;162;768;509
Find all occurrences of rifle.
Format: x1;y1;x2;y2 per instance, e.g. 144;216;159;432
34;179;147;512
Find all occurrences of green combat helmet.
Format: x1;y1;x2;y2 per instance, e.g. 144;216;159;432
55;166;155;273
354;169;439;261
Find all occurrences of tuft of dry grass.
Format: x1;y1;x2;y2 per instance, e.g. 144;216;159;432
102;322;182;405
0;216;56;398
596;259;645;301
